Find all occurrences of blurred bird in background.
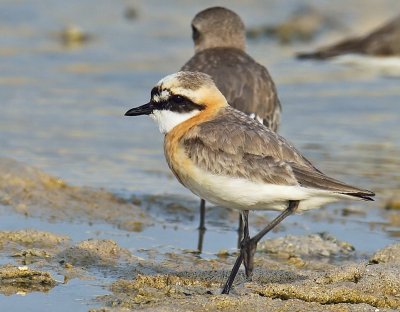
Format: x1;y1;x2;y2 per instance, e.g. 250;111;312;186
297;14;400;59
181;7;282;251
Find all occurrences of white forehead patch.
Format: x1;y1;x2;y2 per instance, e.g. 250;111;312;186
150;109;200;134
157;73;179;86
156;73;203;104
152;89;170;103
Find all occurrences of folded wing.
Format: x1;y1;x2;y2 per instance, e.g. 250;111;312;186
184;107;374;200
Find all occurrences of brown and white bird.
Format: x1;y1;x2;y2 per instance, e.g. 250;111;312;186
181;7;281;239
125;71;374;294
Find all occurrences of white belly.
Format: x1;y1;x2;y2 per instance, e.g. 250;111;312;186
182;165;356;212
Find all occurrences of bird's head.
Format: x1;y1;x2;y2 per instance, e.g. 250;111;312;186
125;71;228;133
191;7;246;53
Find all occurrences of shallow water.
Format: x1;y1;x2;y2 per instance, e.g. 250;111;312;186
0;0;399;310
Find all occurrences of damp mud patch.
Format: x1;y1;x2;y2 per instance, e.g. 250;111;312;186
0;265;56;295
0;232;146;299
370;243;400;264
0;158;151;231
107;274;220;306
258;232;355;261
93;243;400;311
0;229;69;266
0;229;69;250
0;227;396;311
252;262;400;309
57;239;134;268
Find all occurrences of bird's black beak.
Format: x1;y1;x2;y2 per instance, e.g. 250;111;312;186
125;102;153;116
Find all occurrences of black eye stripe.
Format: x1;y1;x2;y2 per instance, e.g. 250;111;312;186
151;93;205;113
171;95;184;103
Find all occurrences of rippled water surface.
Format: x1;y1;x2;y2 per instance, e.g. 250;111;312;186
0;0;399;310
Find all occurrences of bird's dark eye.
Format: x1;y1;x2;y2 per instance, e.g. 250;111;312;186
172;95;184;103
192;25;200;41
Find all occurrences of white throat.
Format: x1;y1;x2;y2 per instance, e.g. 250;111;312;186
150;109;200;134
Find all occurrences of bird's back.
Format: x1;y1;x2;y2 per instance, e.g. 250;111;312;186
181;47;281;131
179;106;374;202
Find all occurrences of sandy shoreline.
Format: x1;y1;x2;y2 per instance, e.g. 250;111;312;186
0;158;399;311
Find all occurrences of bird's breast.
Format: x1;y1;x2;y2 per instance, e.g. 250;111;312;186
164;134;195;187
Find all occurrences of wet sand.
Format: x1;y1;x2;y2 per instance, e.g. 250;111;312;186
1;228;399;311
1;224;399;312
0;158;151;232
1;158;399;311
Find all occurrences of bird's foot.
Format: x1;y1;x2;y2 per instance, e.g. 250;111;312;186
242;238;257;280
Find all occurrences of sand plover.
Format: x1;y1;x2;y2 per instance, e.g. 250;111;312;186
181;7;281;242
125;71;374;294
297;14;400;59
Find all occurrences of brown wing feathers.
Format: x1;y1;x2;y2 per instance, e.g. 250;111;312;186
183;107;374;200
290;164;374;200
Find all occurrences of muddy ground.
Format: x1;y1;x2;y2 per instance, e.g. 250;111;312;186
1;158;400;311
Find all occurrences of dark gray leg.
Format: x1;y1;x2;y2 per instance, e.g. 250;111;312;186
237;213;243;249
222;210;249;294
197;227;205;253
221;200;299;294
197;199;206;253
199;199;206;231
241;211;254;279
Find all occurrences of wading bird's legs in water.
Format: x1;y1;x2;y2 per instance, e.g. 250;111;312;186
222;200;299;294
